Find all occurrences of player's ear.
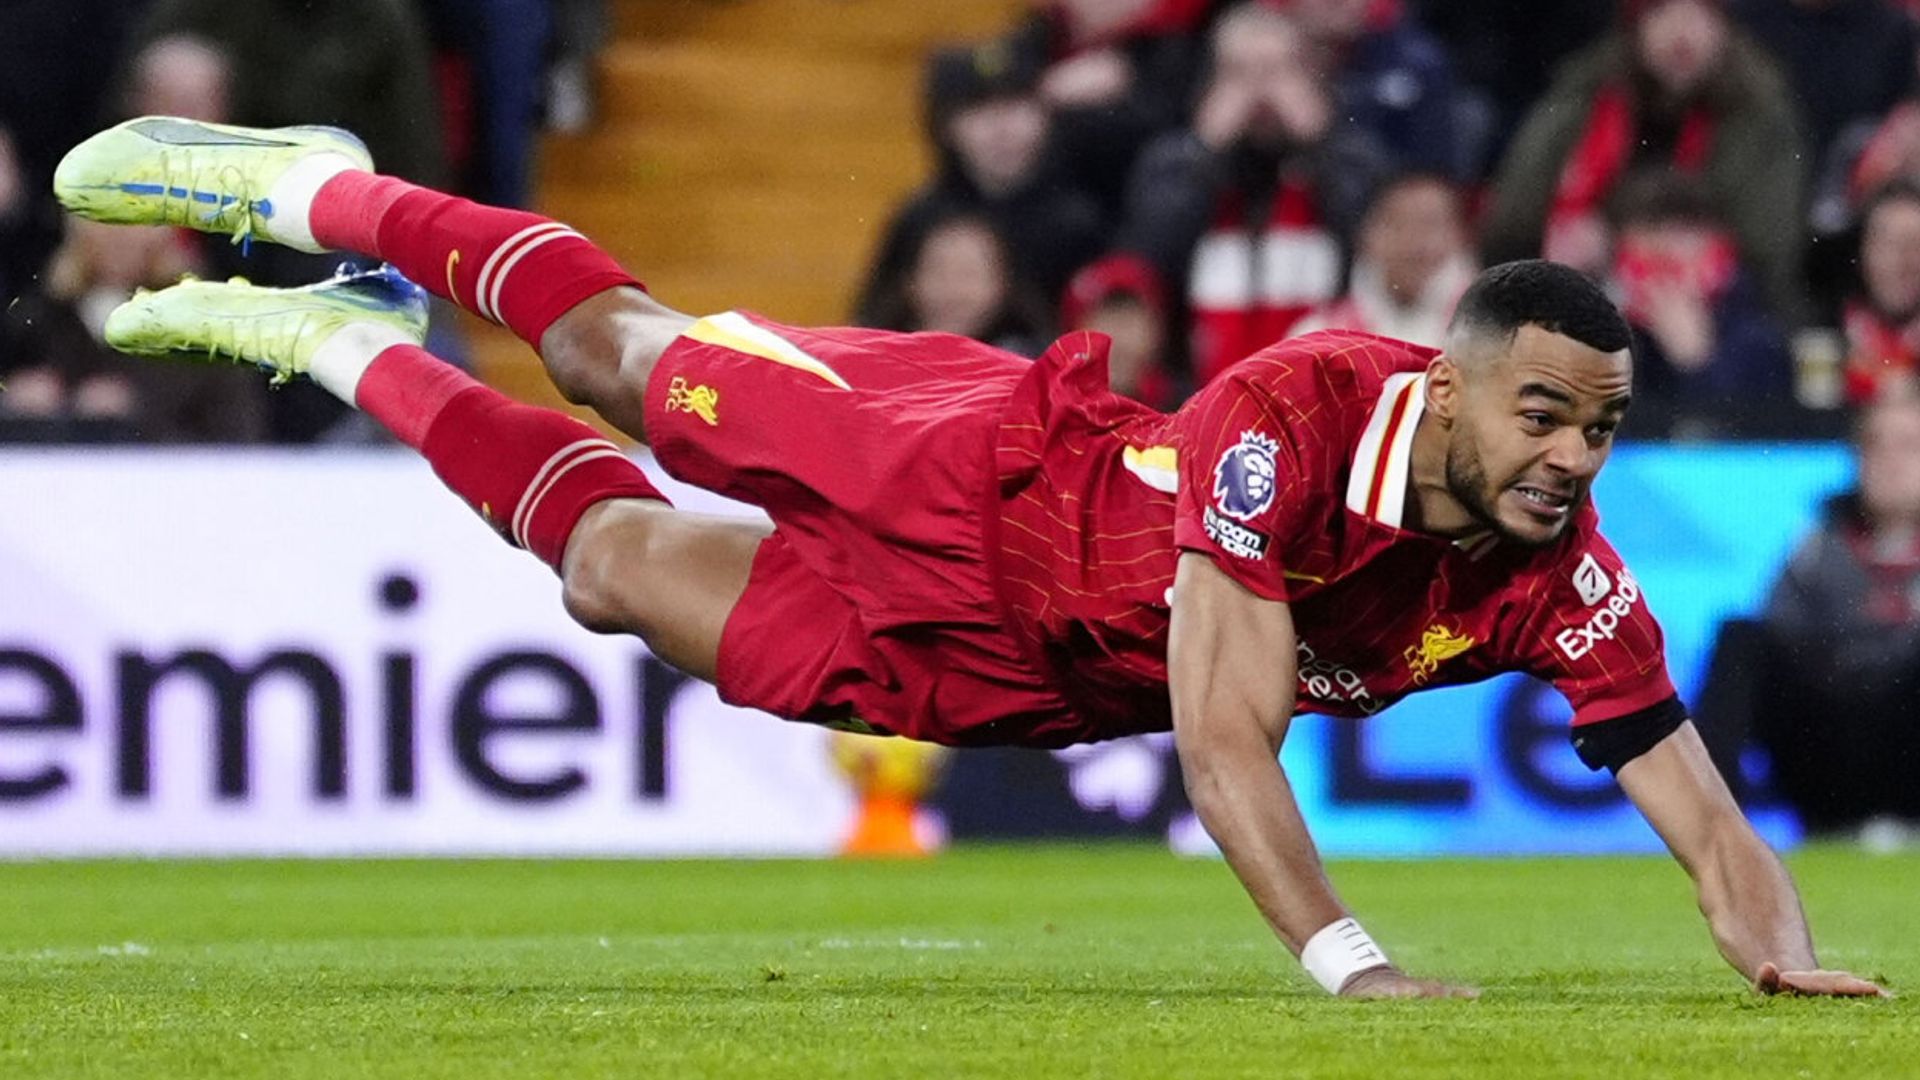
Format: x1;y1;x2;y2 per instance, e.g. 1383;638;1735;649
1425;356;1460;425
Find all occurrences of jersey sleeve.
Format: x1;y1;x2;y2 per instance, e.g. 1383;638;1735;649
1170;370;1322;602
1516;534;1679;727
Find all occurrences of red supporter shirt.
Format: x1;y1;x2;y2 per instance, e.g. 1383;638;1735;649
991;328;1677;745
1186;180;1342;386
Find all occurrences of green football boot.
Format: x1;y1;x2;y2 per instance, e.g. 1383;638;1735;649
54;115;371;252
106;265;427;386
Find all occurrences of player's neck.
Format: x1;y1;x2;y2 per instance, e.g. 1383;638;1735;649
1402;411;1482;540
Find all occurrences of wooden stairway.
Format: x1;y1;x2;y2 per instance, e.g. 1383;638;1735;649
472;0;1028;421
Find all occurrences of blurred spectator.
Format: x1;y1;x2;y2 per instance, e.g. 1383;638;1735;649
0;0;141;311
418;0;552;207
1842;181;1920;402
1826;95;1920;231
1744;0;1920;317
857;208;1053;356
1;219;267;443
1814;42;1920;290
1288;171;1474;346
1060;253;1181;407
1753;390;1920;838
1410;0;1616;177
134;0;445;187
1482;0;1807;322
1284;0;1473;179
1006;0;1212;215
1607;170;1791;435
1731;0;1917;167
857;41;1106;314
546;0;612;134
1120;2;1392;385
129;35;232;120
0;127;25;299
127;1;450;443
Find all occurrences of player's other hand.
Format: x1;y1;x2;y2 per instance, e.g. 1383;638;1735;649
1337;966;1480;1000
1754;962;1890;998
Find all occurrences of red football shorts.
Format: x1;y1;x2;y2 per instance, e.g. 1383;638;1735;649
644;312;1074;745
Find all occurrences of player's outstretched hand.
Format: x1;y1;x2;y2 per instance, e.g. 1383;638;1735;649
1338;967;1480;1000
1754;962;1890;998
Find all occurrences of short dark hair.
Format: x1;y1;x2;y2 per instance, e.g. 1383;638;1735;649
1449;260;1632;354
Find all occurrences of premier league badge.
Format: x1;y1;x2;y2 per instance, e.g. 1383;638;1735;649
1204;430;1280;560
1212;430;1280;522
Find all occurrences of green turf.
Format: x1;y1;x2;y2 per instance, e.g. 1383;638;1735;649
0;844;1912;1078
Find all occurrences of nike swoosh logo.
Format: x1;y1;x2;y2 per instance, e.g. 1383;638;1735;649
129;117;299;148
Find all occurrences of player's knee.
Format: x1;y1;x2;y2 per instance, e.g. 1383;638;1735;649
541;327;614;407
540;288;689;407
558;500;659;634
560;563;624;633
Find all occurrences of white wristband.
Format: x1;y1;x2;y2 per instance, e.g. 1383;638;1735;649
1300;917;1390;994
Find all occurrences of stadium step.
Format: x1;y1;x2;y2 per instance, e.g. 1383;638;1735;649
472;0;1027;420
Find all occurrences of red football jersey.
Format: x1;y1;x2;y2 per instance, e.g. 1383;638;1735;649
992;328;1677;745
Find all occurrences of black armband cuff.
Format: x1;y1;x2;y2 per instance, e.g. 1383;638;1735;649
1568;696;1687;774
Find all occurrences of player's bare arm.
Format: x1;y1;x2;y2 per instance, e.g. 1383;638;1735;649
1618;723;1888;997
1169;553;1474;999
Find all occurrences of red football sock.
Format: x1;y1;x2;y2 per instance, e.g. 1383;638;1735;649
356;343;669;568
308;172;643;347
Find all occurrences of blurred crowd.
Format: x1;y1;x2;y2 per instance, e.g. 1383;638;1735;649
0;0;607;443
12;0;1920;442
856;0;1920;441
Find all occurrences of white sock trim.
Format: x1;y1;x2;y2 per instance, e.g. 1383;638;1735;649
484;228;580;324
474;222;575;322
308;322;417;403
512;445;628;549
266;153;360;253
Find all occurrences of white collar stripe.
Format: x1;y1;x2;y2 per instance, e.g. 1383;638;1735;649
1372;377;1427;528
1345;372;1425;525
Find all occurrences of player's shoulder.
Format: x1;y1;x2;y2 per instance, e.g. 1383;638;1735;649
1189;330;1436;447
1229;329;1436;395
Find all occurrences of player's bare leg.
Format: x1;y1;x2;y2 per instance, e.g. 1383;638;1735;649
98;270;756;681
534;287;689;443
560;501;766;682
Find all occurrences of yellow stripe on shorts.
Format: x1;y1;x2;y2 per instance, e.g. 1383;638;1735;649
684;311;852;390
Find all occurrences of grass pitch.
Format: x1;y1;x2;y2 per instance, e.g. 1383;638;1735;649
0;844;1913;1079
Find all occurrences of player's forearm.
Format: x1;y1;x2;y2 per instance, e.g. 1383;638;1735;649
1166;556;1352;961
1690;815;1818;979
1175;722;1347;954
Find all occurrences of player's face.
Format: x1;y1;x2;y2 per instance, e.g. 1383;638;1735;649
1445;326;1633;548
